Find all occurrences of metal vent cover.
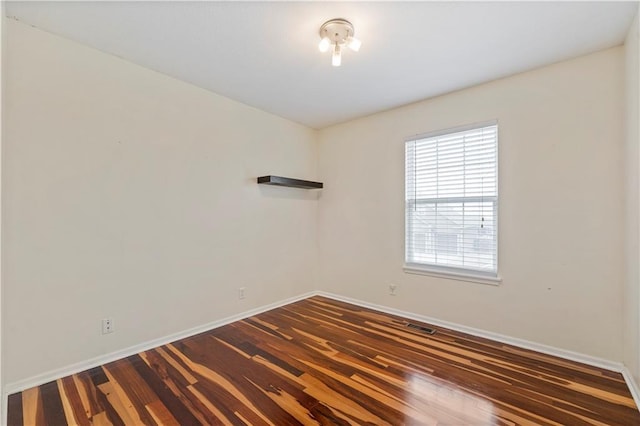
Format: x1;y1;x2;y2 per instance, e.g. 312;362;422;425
406;323;436;335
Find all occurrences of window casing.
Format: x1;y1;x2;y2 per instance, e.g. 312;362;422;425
405;122;498;279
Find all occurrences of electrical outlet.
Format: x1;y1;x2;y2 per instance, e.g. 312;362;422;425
389;284;397;296
102;318;114;334
238;287;246;300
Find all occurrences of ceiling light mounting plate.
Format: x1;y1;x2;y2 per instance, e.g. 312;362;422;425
319;18;354;44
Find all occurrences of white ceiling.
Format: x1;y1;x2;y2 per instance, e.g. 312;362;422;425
5;1;638;129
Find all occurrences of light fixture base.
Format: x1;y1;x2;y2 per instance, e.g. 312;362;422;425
319;18;354;44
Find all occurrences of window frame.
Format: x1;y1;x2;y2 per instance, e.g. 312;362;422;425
403;120;501;286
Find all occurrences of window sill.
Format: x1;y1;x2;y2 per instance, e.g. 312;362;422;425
403;265;502;286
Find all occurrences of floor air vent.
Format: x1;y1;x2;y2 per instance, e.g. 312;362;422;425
407;323;436;335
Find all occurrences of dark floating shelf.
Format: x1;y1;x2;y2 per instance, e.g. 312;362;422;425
257;175;323;189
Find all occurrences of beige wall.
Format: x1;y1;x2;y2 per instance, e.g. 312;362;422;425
2;19;319;385
1;13;633;390
625;9;640;385
318;47;625;361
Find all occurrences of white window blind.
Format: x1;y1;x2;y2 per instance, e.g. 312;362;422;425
405;122;498;276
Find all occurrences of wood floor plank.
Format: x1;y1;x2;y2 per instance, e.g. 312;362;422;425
21;387;43;426
7;392;23;426
132;353;203;425
102;358;160;425
95;381;131;426
145;399;181;426
39;380;68;426
74;370;105;420
7;296;640;425
57;378;86;426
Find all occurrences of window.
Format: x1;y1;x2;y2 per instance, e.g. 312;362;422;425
405;122;498;279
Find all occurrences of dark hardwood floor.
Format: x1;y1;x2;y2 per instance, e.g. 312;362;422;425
7;296;640;425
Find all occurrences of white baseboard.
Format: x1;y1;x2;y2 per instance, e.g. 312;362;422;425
4;289;639;421
3;291;316;397
315;291;625;373
621;366;640;411
319;291;640;412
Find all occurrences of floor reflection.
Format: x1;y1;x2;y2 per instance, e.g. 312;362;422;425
404;373;496;425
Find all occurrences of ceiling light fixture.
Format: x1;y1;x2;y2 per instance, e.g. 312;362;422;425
318;18;361;67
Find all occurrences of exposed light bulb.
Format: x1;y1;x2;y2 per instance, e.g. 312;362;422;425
318;37;331;53
347;36;361;52
332;44;342;67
